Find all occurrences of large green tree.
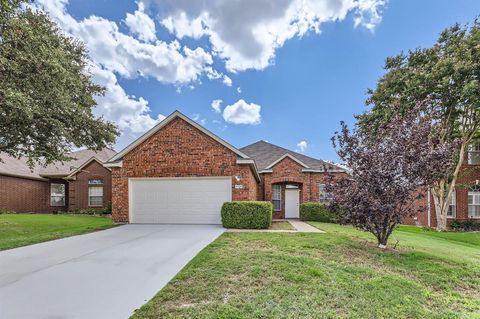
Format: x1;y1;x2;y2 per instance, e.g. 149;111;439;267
361;21;480;230
0;0;118;166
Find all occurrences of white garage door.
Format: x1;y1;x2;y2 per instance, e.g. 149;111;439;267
129;177;231;224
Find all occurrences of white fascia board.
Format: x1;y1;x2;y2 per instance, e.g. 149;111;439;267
265;153;310;170
302;168;345;173
236;158;261;182
103;160;123;168
65;157;107;179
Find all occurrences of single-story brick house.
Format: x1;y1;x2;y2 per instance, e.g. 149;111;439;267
0;148;115;212
405;144;480;227
105;111;345;224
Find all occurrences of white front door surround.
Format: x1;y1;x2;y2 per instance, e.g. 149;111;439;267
285;189;300;218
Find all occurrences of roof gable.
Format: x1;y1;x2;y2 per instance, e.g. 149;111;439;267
240;140;344;172
265;153;310;169
0;148;116;180
107;111;249;164
65;157;110;179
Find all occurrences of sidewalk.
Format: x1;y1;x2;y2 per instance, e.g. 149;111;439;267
226;220;324;233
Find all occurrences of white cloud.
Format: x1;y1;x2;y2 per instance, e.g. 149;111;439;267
222;75;232;86
223;99;261;125
34;0;221;148
237;87;242;94
211;99;223;113
296;140;308;153
161;11;205;39
37;0;213;84
192;114;206;126
89;64;165;148
125;2;157;42
205;67;232;87
153;0;385;72
353;0;385;31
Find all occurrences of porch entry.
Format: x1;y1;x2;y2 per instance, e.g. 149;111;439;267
285;187;300;218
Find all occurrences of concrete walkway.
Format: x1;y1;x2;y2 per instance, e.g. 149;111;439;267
288;219;324;233
227;220;324;233
0;224;224;319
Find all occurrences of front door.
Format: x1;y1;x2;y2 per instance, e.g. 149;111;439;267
285;189;300;218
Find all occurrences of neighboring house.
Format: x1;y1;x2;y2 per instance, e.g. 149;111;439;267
0;148;115;213
105;111;345;224
405;142;480;227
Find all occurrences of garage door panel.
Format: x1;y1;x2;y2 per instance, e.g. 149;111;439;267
129;178;231;224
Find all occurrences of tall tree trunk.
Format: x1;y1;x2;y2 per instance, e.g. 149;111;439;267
431;142;467;230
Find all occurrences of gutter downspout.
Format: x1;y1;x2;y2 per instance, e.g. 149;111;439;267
427;189;431;227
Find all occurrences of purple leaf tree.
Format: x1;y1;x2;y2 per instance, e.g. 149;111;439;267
326;101;457;248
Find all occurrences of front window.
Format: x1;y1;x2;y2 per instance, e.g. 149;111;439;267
272;184;281;211
468;142;480;165
447;191;456;218
468;184;480;218
319;184;333;203
88;179;104;207
50;183;65;206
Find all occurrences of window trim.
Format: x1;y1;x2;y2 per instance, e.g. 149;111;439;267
88;185;104;207
468;142;480;165
319;183;333;203
50;183;66;207
272;184;282;211
447;191;456;218
468;185;480;219
88;179;104;185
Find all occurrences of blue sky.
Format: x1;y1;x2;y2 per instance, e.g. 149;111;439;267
38;0;479;162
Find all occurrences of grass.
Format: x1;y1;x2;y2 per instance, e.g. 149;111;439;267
0;213;116;250
132;223;480;319
269;221;295;230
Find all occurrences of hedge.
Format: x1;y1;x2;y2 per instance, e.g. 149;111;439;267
300;202;335;222
450;220;480;231
221;201;273;229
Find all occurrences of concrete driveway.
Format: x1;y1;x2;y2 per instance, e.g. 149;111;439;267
0;224;224;319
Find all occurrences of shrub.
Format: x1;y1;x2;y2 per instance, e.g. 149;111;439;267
300;202;335;223
102;202;112;215
450;220;480;231
0;210;17;214
69;208;103;215
221;201;272;229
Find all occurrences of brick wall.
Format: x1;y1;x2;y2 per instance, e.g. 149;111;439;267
0;175;67;213
111;117;258;223
261;156;337;219
68;160;112;211
407;159;480;227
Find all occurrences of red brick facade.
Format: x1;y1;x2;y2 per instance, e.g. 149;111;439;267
260;156;332;219
111;117;258;223
0;175;53;213
0;161;112;213
68;161;112;211
406;159;480;227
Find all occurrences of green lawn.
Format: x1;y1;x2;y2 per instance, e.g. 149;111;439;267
132;223;480;319
0;214;116;250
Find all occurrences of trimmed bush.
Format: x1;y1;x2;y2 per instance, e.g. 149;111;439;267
221;201;273;229
300;202;335;222
450;220;480;231
68;207;109;215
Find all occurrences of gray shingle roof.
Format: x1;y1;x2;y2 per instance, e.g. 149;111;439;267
0;148;116;180
240;140;342;172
